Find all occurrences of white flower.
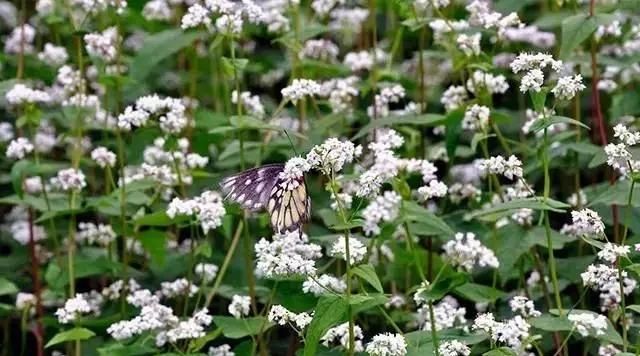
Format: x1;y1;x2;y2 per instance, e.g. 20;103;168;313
195;263;219;283
365;333;407;356
231;90;265;119
126;289;159;307
438;340;470;356
509;296;541;317
55;294;92;324
472;313;498;334
329;236;367;265
208;344;235;356
255;230;322;278
268;305;312;330
466;70;509;95
167;191;226;233
281;79;321;103
300;39;339;62
84;27;118;62
91;147;117;168
552;74;586;100
6;137;34;159
605;143;632;172
614;124;640;146
457;33;481;57
321;322;364;352
519;68;544;92
228;295;251;319
143;0;172;21
418;297;466;331
462;104;490;131
510;52;562;74
568;312;608;336
15;293;36;310
77;222;116;246
492;315;531;349
476;155;522;180
38;43;69;67
441;85;468;112
581;264;637;311
302;274;346;295
50;168;86;191
567;190;588;207
570;208;605;237
107;302;179;340
362;191;402;236
417;180;448;201
597;243;630;264
5;84;51;106
160;278;198;298
442;232;499;272
306;138;360;175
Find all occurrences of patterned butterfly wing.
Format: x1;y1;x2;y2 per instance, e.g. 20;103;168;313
219;164;284;212
267;176;311;233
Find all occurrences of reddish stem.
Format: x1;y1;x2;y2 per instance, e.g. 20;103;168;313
589;0;620;241
27;208;44;356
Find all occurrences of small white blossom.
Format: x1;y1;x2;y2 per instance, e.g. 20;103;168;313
50;168;86;191
91;147;117;168
6;137;34;159
281;79;321;104
329;236;367;265
551;74;586;100
321;322;364;352
55;294;92;324
195;263;219;283
442;232;499;272
365;333;407;356
228;295;251;319
438;340;470;356
568;312;608;336
509;296;541;317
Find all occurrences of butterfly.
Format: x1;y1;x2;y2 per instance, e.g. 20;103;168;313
219;164;311;233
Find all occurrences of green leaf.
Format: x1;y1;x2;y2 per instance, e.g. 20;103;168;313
417;272;468;302
212;316;272;339
130;29;203;82
189;328;222;352
627;305;640;314
402;201;454;237
445;109;464;160
454;283;505;303
97;343;158;356
137;230;167;265
45;327;95;348
0;278;18;296
529;89;548;113
135;211;189;226
559;13;615;59
467;197;570;221
351;264;383;293
221;57;249;77
350;294;389;313
530;314;573;332
483;348;518;356
528;116;590;133
304;295;349;356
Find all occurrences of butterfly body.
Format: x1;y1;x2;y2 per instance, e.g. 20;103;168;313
220;164;310;233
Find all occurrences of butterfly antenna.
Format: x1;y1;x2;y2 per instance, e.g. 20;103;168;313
283;130;299;156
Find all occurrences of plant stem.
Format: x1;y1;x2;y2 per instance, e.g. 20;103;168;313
205;220;244;307
329;177;354;356
27;208;44;356
542;129;563;314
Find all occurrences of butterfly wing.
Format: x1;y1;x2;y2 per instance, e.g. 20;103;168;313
267;177;311;233
219;164;284;211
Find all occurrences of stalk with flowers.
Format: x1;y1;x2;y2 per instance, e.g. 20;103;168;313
2;0;640;355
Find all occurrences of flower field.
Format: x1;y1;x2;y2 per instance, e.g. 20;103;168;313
1;0;640;355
